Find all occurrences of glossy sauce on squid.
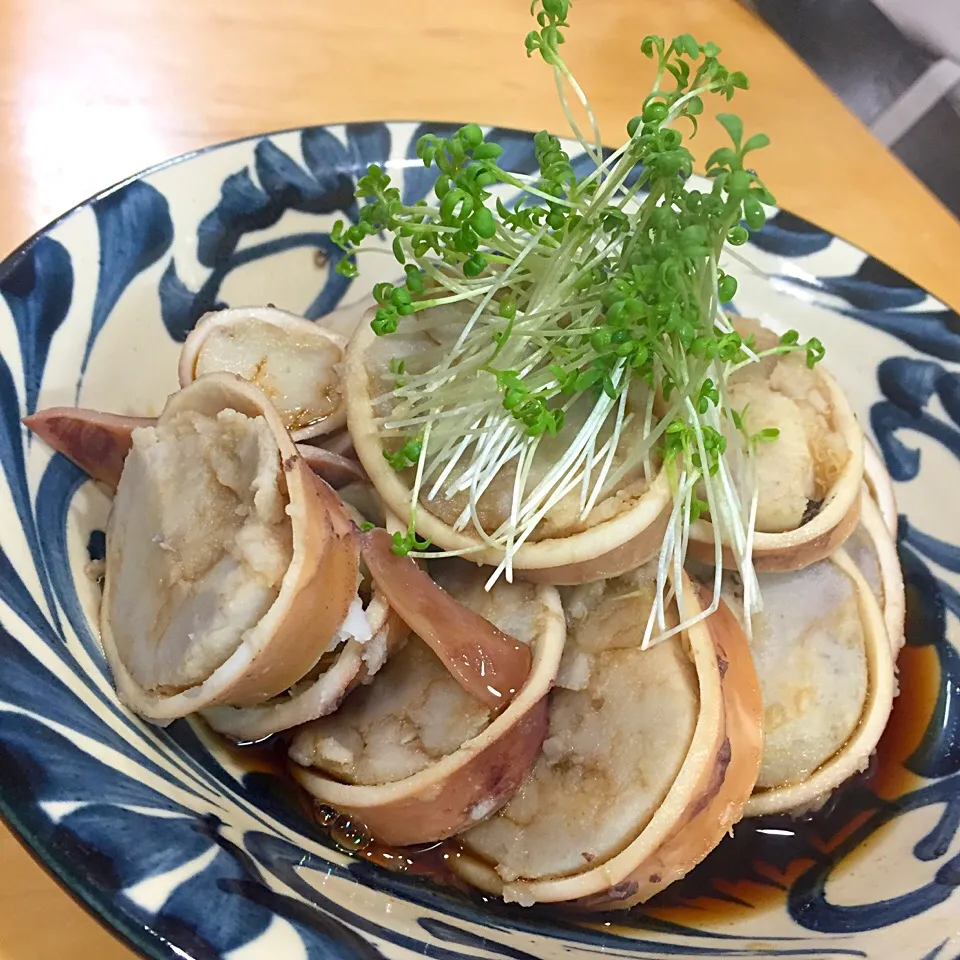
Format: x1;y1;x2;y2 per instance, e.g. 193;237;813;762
218;575;937;924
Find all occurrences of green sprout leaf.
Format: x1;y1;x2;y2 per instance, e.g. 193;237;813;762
327;0;809;621
390;530;432;556
383;434;424;471
716;113;744;149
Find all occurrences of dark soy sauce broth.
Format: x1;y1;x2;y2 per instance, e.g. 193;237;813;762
222;588;940;925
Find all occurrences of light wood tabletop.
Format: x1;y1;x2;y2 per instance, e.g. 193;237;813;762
0;0;958;957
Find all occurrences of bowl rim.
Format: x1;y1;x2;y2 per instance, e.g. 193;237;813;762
0;118;942;960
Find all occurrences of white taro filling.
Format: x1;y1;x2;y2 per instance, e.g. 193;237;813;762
725;319;849;534
105;409;292;693
725;560;868;789
194;319;343;432
459;566;698;882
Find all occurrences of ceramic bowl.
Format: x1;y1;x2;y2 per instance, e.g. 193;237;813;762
0;121;957;960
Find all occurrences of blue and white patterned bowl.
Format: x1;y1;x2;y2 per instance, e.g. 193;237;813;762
0;121;957;960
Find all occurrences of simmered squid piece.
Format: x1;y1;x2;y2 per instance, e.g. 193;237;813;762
715;546;896;816
457;571;696;883
289;562;565;845
450;565;761;906
99;374;362;723
573;585;763;910
843;492;906;654
291;635;490;785
728;320;852;533
742;562;868;789
202;483;406;742
23;394;395;735
345;308;673;584
179;307;349;441
689;318;864;573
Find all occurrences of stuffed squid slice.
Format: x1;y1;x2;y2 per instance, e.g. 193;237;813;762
572;585;763;910
689;318;864;573
845;491;906;655
23;407;363;491
289;563;565;846
711;543;896;816
449;564;762;906
864;437;898;539
202;485;405;742
98;373;363;723
344;307;673;585
179;307;349;441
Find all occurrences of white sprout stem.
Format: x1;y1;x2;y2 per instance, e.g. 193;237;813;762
506;440;536;583
484;423;624;588
451;416;517;499
581;371;630;519
644;469;696;648
578;429;598;516
646;587;722;649
684;397;725;617
742;458;761;627
553;63;604;163
663;80;726;130
446;226;546;361
407;420;434;535
426;425;479;497
672;478;692;635
408;543;488;561
642;387;656;480
575;139;633;194
513;386;620;529
466;442;521;549
381;400;491;432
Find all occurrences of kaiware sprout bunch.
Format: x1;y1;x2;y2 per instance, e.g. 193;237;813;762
332;0;824;645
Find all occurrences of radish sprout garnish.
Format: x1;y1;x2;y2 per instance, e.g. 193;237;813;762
332;0;824;643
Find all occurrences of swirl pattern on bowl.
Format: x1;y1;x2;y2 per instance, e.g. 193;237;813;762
0;122;957;960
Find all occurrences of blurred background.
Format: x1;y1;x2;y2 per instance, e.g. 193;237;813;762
2;0;959;304
745;0;960;218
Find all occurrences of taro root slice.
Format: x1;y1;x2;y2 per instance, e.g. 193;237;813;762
360;528;532;709
449;570;737;906
178;306;349;441
344;309;673;584
572;587;763;910
99;373;361;723
289;578;565;846
743;547;896;816
23;407;364;491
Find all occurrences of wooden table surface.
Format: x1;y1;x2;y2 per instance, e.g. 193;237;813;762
1;0;958;957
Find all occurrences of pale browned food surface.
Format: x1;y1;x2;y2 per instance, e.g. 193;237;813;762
2;0;958;957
